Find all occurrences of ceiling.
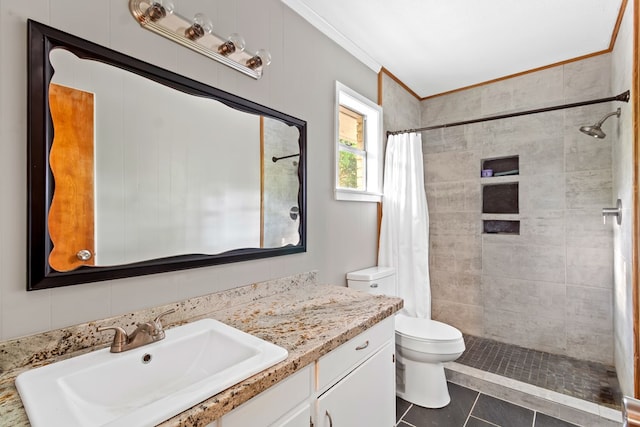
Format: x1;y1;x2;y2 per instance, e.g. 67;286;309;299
282;0;625;99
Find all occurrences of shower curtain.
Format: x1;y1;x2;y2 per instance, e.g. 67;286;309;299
378;132;431;319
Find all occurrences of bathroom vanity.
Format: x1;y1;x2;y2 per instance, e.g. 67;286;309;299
0;274;402;426
218;316;395;427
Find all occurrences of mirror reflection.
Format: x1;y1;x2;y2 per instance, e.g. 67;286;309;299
48;49;301;271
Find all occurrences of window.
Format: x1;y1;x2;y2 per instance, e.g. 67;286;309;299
335;82;383;202
338;105;366;190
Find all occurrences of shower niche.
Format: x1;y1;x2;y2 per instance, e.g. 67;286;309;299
481;155;519;235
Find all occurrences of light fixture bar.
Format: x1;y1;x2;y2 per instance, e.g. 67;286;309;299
129;0;267;79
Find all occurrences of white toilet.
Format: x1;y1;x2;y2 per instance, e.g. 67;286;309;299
347;266;465;409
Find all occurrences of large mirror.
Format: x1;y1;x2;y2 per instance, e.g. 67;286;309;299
27;20;306;290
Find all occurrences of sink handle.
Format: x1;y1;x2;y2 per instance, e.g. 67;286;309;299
153;308;176;326
97;325;129;352
151;308;176;340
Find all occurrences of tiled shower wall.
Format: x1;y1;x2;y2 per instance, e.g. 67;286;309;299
381;73;422;134
610;0;635;395
421;54;615;364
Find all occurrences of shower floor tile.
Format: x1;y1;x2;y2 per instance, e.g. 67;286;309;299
456;334;622;409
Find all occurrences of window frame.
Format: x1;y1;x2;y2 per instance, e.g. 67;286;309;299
334;81;383;202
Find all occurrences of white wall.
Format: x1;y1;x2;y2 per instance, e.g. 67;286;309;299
610;0;635;397
0;0;380;340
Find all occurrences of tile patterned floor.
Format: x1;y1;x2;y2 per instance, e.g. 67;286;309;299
396;383;580;427
456;334;621;409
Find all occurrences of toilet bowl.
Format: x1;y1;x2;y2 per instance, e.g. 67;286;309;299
347;266;465;409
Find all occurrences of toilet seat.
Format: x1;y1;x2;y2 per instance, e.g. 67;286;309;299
395;314;462;341
395;314;465;355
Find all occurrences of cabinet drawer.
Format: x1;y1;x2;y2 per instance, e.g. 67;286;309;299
316;316;394;391
316;342;395;427
222;365;312;426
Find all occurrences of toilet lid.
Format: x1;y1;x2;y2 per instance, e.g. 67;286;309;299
395;314;462;342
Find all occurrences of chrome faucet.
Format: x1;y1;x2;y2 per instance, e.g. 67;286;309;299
97;308;176;353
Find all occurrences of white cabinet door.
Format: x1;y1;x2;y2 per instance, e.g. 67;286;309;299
222;365;312;427
316;342;395;427
275;402;311;427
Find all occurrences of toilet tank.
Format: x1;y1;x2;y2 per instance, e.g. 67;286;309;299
346;266;396;296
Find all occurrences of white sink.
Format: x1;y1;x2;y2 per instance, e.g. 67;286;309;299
16;318;288;427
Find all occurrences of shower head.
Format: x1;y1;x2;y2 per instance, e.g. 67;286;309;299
579;108;621;139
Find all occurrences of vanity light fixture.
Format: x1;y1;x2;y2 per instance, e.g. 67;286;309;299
129;0;271;79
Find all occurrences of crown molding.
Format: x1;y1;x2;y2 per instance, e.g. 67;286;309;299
281;0;381;73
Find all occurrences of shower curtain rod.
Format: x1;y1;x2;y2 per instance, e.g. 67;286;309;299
386;90;630;136
272;153;300;162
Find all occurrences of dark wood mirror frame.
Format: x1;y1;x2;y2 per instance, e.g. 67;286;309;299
27;20;307;291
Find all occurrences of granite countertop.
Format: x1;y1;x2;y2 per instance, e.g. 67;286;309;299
0;282;402;426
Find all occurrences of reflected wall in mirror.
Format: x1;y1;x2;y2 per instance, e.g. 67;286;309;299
27;20;307;290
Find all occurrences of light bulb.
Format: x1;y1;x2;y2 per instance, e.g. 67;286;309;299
246;49;271;69
160;0;174;15
218;33;246;55
194;13;213;33
146;0;174;21
256;50;272;66
185;13;213;40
